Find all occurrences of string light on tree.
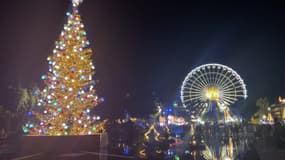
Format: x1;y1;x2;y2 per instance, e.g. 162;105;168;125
23;0;106;136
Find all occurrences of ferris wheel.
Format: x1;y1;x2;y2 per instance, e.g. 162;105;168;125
180;63;247;118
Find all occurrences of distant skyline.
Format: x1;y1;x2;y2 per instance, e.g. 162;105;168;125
1;0;285;118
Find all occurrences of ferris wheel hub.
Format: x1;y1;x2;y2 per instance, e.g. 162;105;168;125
205;87;220;101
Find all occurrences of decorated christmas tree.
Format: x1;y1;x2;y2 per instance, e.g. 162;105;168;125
23;0;105;136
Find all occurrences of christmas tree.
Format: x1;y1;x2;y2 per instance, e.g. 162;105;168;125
23;0;105;136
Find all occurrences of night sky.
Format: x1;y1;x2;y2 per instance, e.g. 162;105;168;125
1;0;285;119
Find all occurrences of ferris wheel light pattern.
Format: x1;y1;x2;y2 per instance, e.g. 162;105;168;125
180;63;247;117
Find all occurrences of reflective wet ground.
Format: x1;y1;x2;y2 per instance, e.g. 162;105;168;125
172;124;285;160
1;123;285;160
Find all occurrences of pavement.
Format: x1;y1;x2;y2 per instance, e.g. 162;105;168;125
256;141;285;160
1;151;136;160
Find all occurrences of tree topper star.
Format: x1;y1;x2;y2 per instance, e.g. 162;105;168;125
72;0;83;7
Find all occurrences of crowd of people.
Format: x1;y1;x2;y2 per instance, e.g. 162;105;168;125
189;120;285;160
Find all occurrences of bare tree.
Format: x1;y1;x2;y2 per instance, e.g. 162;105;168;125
16;87;38;112
256;97;270;120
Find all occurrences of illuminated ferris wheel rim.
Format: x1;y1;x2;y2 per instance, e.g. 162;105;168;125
180;63;247;112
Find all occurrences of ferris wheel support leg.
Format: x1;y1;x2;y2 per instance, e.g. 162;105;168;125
210;101;220;123
224;109;234;123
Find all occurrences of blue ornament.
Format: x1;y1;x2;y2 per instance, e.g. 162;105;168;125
41;75;46;80
28;111;33;116
83;86;89;91
71;67;76;72
29;124;34;128
34;90;39;95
